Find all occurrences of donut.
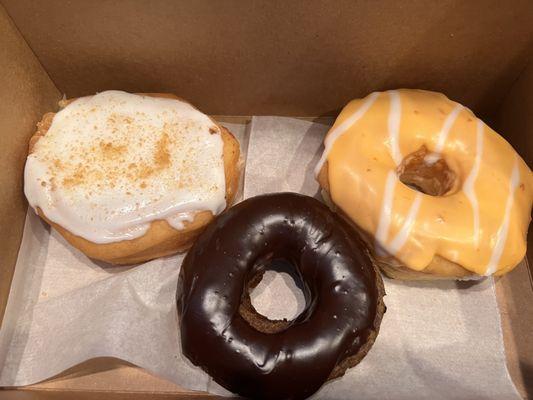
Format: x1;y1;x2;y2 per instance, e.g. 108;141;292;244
24;90;240;264
315;89;532;280
177;193;385;400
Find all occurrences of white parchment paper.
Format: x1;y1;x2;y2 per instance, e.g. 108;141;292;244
0;117;520;399
0;122;248;391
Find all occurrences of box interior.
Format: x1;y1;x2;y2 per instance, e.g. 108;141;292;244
2;0;533;118
0;1;531;398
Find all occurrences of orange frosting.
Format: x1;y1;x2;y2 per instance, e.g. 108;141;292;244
317;89;532;276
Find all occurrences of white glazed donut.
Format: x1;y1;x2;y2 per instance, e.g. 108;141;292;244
24;91;240;264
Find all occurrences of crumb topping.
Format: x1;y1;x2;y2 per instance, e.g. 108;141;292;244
25;91;226;242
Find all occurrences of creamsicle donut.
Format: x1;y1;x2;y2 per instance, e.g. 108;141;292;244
24;91;240;265
316;89;532;280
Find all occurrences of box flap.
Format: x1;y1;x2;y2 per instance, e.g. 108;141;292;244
0;5;60;324
0;1;532;398
495;59;533;399
20;358;206;396
1;1;532;116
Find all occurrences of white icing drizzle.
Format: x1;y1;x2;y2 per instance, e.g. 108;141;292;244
463;119;484;247
374;171;397;253
424;103;463;164
374;90;402;253
314;92;379;177
485;159;521;275
378;96;464;256
387;90;403;165
423;152;441;164
24;91;227;244
388;193;423;254
435;104;463;152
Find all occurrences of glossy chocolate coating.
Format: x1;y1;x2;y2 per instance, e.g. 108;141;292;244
177;193;384;400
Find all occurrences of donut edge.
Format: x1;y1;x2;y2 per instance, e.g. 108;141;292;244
317;161;476;280
27;93;241;265
328;244;386;381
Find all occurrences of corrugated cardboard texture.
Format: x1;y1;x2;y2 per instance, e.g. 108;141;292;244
0;6;60;324
1;0;532;117
495;60;533;399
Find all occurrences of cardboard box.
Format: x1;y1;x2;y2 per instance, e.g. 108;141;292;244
0;1;531;398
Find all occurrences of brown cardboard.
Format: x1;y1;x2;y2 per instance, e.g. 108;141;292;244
23;359;185;393
496;59;533;269
3;359;213;399
496;265;533;399
1;0;532;117
1;390;222;400
0;6;60;324
0;1;532;399
494;60;533;399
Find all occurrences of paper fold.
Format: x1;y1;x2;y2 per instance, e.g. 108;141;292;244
0;118;519;399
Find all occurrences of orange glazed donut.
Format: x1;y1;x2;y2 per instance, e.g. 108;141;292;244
316;89;532;280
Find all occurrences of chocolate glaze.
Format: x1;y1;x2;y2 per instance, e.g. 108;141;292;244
177;193;385;400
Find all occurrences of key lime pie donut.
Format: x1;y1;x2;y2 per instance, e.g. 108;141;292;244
24;91;240;264
316;89;532;280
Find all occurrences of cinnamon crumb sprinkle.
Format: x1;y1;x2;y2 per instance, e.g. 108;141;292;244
154;132;171;169
99;141;126;159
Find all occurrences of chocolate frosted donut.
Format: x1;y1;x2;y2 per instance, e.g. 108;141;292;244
177;193;385;400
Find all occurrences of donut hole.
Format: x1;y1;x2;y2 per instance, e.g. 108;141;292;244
397;145;458;196
239;258;307;333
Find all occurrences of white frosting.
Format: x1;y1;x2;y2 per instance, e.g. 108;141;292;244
463;120;484;247
485;159;520;275
424;104;463;164
387;90;403;165
314;91;379;177
380;102;464;255
24;90;227;244
435;104;463;152
388;193;423;254
375;98;461;256
375;171;397;255
423;152;441;164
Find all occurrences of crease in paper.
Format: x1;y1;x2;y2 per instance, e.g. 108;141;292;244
0;118;520;400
